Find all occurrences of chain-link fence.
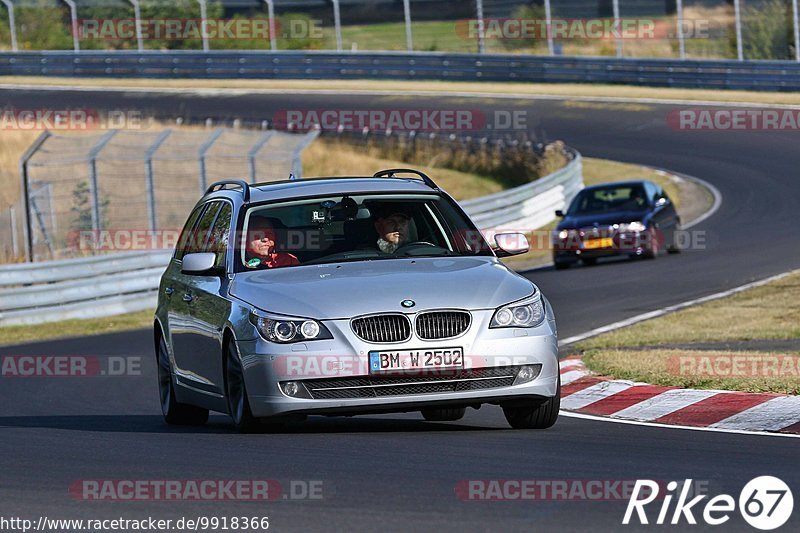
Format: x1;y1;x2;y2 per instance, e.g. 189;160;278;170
18;126;319;262
0;0;798;60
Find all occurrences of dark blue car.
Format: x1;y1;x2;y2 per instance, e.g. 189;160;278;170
552;180;681;269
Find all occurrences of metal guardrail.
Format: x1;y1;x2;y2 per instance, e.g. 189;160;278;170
462;151;582;232
2;51;800;91
0;153;583;326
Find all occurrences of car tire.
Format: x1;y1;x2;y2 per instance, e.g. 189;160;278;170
553;261;570;270
225;338;260;433
157;335;209;426
502;378;560;430
643;227;660;259
667;224;682;254
421;407;466;422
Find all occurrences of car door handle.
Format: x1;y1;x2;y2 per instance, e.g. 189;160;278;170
164;287;174;296
182;293;194;303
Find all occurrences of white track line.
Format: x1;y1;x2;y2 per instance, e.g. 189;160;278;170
560;268;800;346
2;83;799;110
560;381;633;410
710;396;800;432
610;389;719;421
559;411;800;439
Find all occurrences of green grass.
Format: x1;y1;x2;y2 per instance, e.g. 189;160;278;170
577;271;800;394
0;310;154;347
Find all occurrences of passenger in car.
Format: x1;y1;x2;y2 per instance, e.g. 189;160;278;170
244;216;300;268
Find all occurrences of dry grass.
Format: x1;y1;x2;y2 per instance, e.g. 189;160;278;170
302;138;503;201
0;309;154;347
3;77;800;106
578;271;800;351
584;348;800;394
0;131;41;208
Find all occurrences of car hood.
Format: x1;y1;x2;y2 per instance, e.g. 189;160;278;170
229;257;535;319
558;210;649;229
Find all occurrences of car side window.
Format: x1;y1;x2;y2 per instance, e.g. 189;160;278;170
205;203;232;269
176;201;221;261
174;205;206;261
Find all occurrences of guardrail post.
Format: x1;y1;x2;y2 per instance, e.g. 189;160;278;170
290;128;320;179
402;0;413;51
332;0;342;51
1;0;17;52
793;0;800;61
10;205;17;259
62;0;80;52
128;0;143;52
87;130;119;234
544;0;554;56
612;0;622;57
198;128;224;194
677;0;689;60
248;131;275;183
734;0;743;60
144;129;172;232
263;0;277;52
19;131;51;262
197;0;210;52
474;0;485;54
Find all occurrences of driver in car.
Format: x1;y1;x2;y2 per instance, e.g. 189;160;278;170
374;209;411;254
245;216;300;269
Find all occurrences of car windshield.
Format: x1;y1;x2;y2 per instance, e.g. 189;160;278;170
568;184;648;214
237;194;493;270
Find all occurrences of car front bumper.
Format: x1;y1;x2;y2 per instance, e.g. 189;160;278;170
235;310;559;419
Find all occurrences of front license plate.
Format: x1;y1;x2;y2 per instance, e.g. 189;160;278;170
583;237;613;249
369;348;464;373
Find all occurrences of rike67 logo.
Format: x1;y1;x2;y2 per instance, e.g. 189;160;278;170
624;476;793;530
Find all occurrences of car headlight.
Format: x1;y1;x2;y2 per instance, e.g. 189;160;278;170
250;312;333;343
490;296;546;329
618;221;646;232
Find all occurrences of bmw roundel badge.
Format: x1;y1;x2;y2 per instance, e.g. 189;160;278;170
401;299;415;308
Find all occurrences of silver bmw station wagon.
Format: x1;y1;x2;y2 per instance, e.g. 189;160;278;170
155;169;560;432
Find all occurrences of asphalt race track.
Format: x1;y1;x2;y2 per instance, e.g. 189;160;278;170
1;87;799;532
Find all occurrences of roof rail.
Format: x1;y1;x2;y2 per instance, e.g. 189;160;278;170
205;180;250;202
373;168;439;190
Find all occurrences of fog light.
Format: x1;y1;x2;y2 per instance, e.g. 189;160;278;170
283;381;300;397
513;365;542;385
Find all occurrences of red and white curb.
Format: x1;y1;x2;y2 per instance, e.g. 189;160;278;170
558;357;800;435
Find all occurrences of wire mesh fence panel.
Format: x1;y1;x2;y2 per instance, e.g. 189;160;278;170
17;127;315;261
0;206;19;263
272;0;335;50
740;0;794;60
25;132;107;261
683;0;737;59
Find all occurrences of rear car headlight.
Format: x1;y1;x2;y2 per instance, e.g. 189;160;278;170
490;296;546;329
250;313;333;343
618;221;646;232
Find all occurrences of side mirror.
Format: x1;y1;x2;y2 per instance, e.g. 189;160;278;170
555;209;565;217
494;233;529;257
182;252;222;276
655;196;669;207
